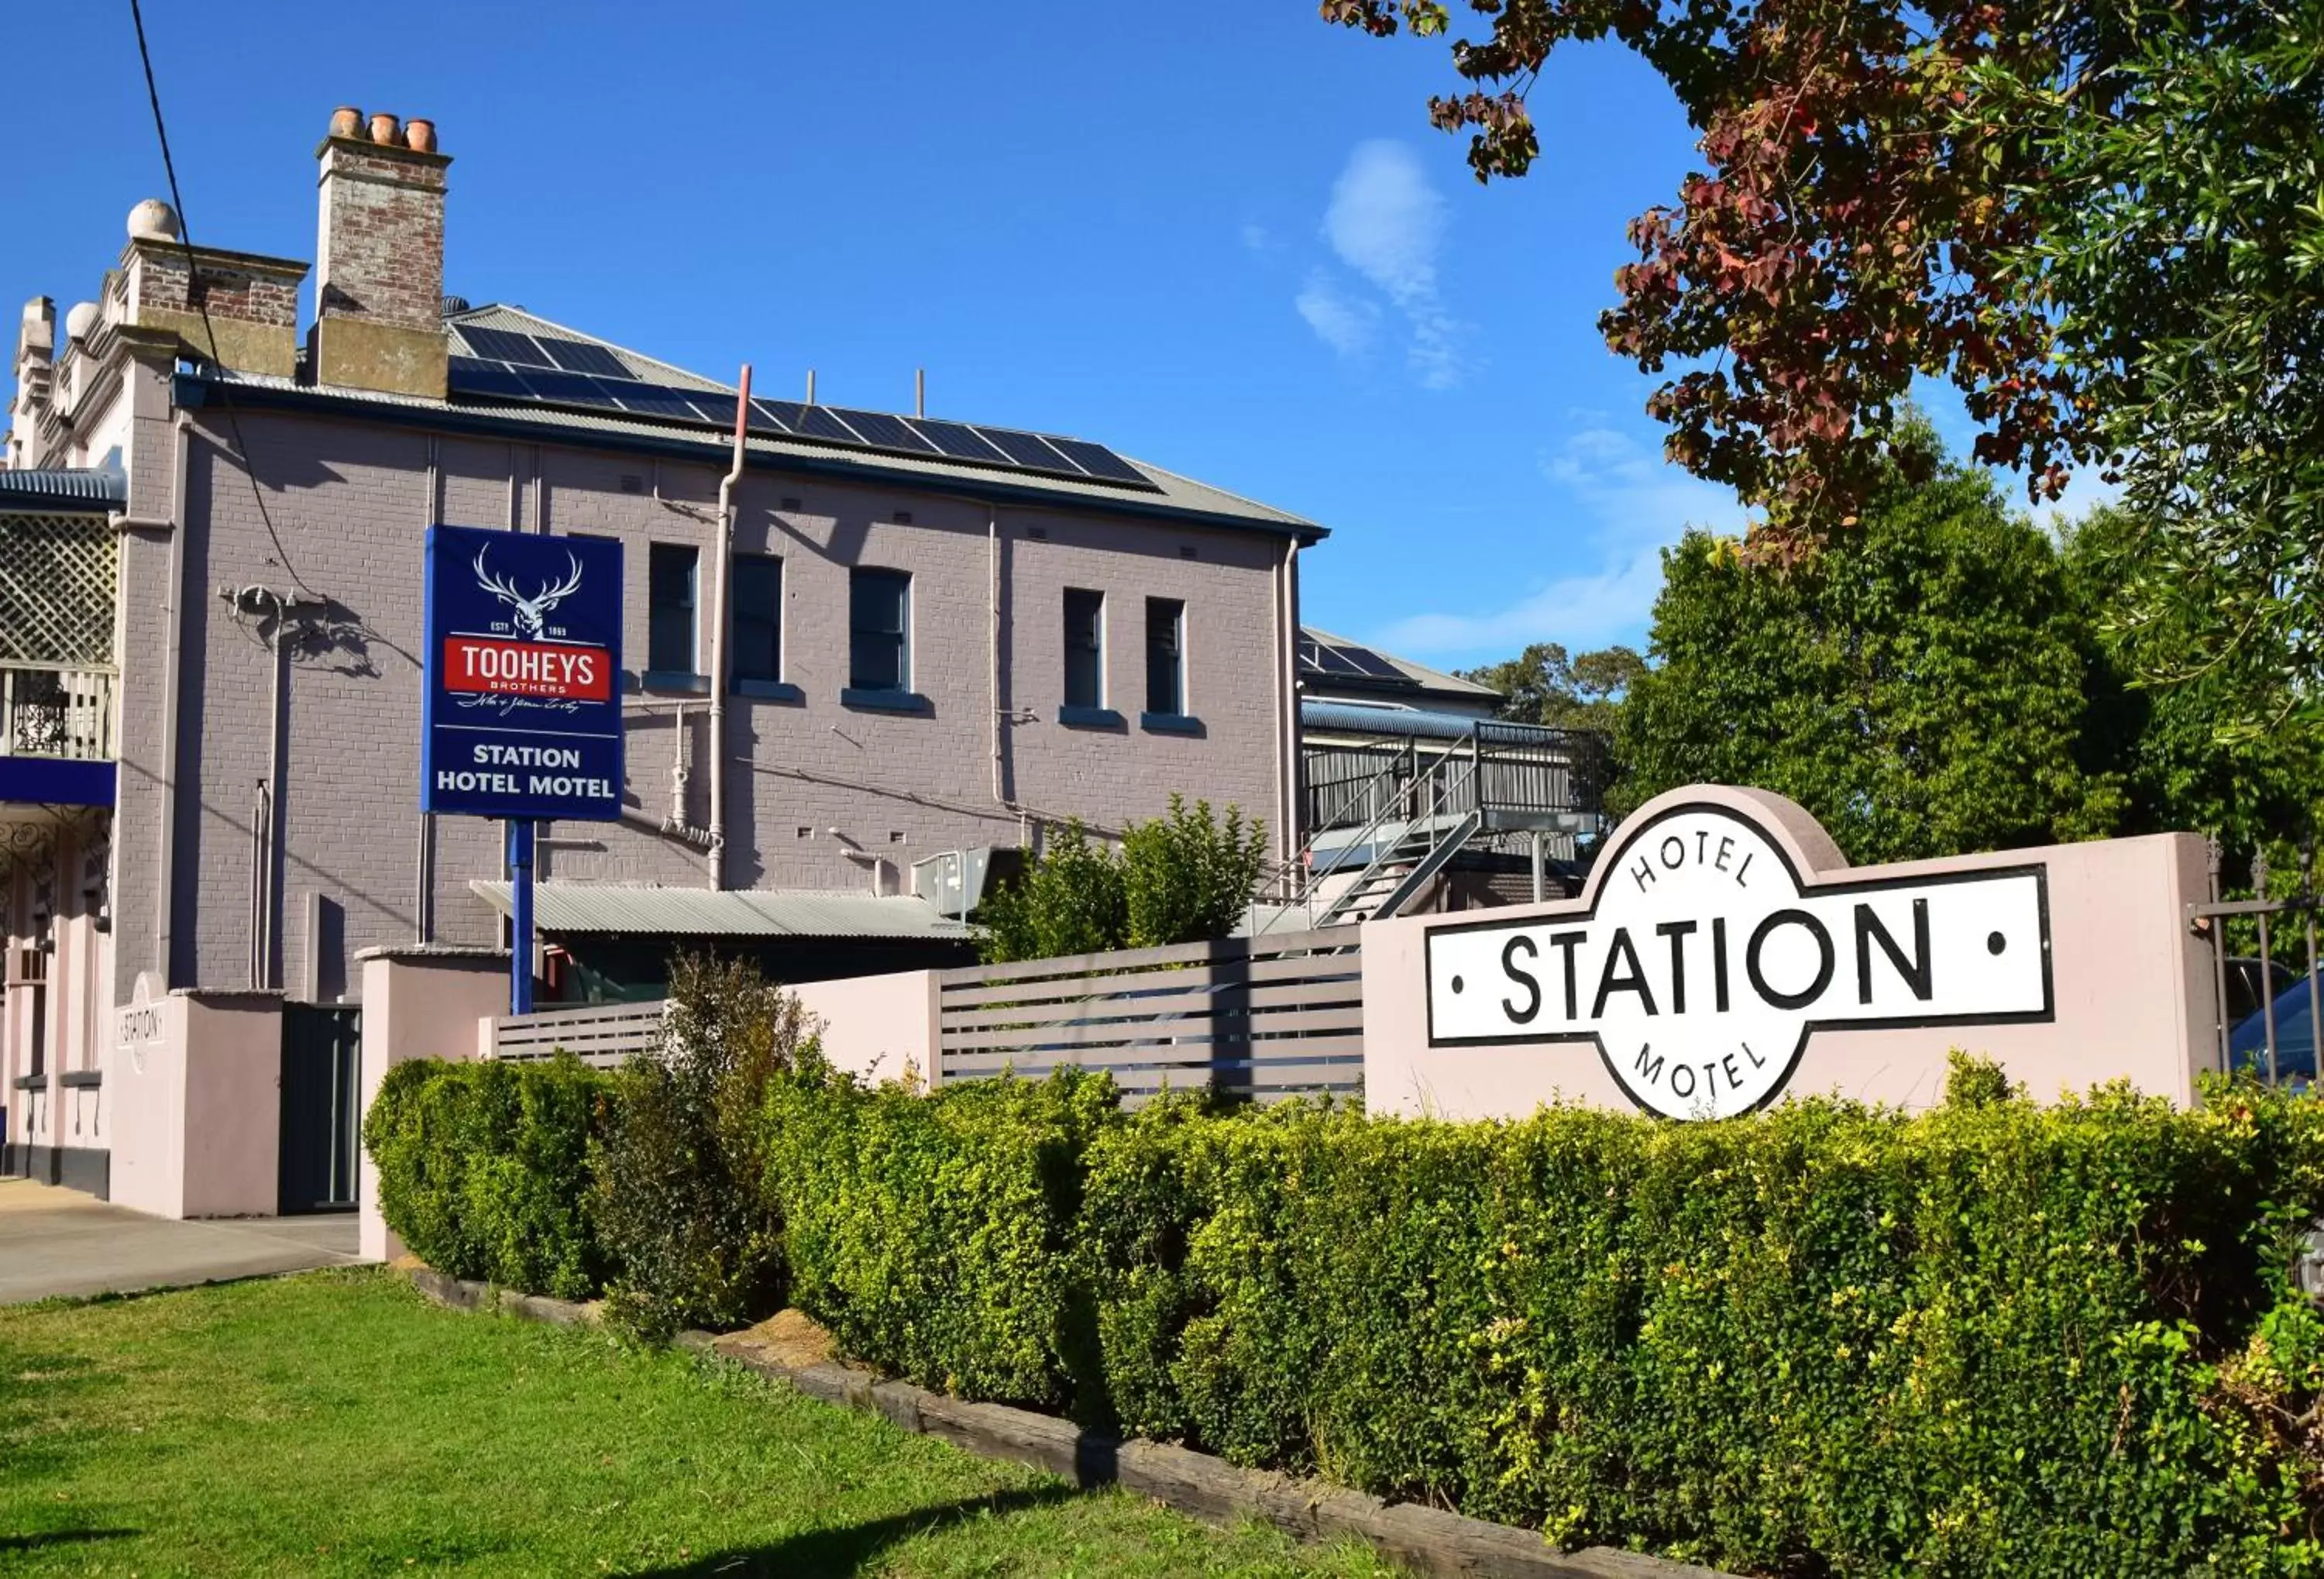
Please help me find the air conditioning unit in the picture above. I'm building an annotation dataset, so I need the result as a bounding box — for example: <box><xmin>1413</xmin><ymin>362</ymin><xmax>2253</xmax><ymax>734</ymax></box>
<box><xmin>910</xmin><ymin>847</ymin><xmax>1025</xmax><ymax>919</ymax></box>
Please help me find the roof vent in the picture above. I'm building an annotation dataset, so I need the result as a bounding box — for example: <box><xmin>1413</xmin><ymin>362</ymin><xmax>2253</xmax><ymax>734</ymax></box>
<box><xmin>441</xmin><ymin>294</ymin><xmax>471</xmax><ymax>317</ymax></box>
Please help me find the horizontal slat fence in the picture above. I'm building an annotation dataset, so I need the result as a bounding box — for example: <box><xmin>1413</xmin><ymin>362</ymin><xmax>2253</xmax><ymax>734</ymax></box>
<box><xmin>486</xmin><ymin>999</ymin><xmax>667</xmax><ymax>1067</ymax></box>
<box><xmin>934</xmin><ymin>928</ymin><xmax>1363</xmax><ymax>1104</ymax></box>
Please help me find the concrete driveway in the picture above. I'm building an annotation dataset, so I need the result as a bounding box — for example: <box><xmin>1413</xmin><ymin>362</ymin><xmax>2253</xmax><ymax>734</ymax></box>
<box><xmin>0</xmin><ymin>1178</ymin><xmax>363</xmax><ymax>1304</ymax></box>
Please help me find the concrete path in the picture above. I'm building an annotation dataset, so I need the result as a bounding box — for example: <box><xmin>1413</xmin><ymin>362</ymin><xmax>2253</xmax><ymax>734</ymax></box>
<box><xmin>0</xmin><ymin>1178</ymin><xmax>363</xmax><ymax>1304</ymax></box>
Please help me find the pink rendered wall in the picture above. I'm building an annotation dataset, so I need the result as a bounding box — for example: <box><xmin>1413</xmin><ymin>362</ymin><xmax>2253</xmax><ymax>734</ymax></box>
<box><xmin>356</xmin><ymin>950</ymin><xmax>507</xmax><ymax>1260</ymax></box>
<box><xmin>105</xmin><ymin>989</ymin><xmax>282</xmax><ymax>1218</ymax></box>
<box><xmin>1363</xmin><ymin>786</ymin><xmax>2213</xmax><ymax>1121</ymax></box>
<box><xmin>789</xmin><ymin>969</ymin><xmax>940</xmax><ymax>1087</ymax></box>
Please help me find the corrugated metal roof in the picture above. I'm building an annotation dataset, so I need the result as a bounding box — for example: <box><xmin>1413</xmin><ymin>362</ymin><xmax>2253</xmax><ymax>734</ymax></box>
<box><xmin>1302</xmin><ymin>698</ymin><xmax>1525</xmax><ymax>741</ymax></box>
<box><xmin>186</xmin><ymin>366</ymin><xmax>1322</xmax><ymax>540</ymax></box>
<box><xmin>469</xmin><ymin>881</ymin><xmax>975</xmax><ymax>940</ymax></box>
<box><xmin>0</xmin><ymin>467</ymin><xmax>125</xmax><ymax>509</ymax></box>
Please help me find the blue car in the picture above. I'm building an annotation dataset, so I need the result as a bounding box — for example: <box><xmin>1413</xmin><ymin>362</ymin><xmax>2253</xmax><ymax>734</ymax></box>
<box><xmin>2232</xmin><ymin>972</ymin><xmax>2324</xmax><ymax>1082</ymax></box>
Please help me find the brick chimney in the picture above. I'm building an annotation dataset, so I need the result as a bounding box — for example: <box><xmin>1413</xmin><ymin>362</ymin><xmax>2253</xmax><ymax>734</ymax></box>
<box><xmin>312</xmin><ymin>109</ymin><xmax>449</xmax><ymax>399</ymax></box>
<box><xmin>117</xmin><ymin>198</ymin><xmax>308</xmax><ymax>378</ymax></box>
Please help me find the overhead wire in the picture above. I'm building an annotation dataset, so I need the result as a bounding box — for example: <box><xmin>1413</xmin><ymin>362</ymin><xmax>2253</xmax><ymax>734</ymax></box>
<box><xmin>125</xmin><ymin>0</ymin><xmax>318</xmax><ymax>598</ymax></box>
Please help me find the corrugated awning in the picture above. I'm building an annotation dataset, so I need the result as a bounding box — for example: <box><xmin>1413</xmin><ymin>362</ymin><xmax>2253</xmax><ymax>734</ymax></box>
<box><xmin>469</xmin><ymin>882</ymin><xmax>974</xmax><ymax>940</ymax></box>
<box><xmin>1301</xmin><ymin>699</ymin><xmax>1512</xmax><ymax>741</ymax></box>
<box><xmin>0</xmin><ymin>467</ymin><xmax>125</xmax><ymax>509</ymax></box>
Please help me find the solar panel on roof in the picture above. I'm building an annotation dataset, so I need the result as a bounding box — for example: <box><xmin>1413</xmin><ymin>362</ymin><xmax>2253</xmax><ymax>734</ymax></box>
<box><xmin>1041</xmin><ymin>437</ymin><xmax>1149</xmax><ymax>485</ymax></box>
<box><xmin>614</xmin><ymin>386</ymin><xmax>715</xmax><ymax>420</ymax></box>
<box><xmin>1308</xmin><ymin>644</ymin><xmax>1364</xmax><ymax>676</ymax></box>
<box><xmin>909</xmin><ymin>418</ymin><xmax>1009</xmax><ymax>464</ymax></box>
<box><xmin>687</xmin><ymin>391</ymin><xmax>741</xmax><ymax>428</ymax></box>
<box><xmin>829</xmin><ymin>409</ymin><xmax>939</xmax><ymax>455</ymax></box>
<box><xmin>787</xmin><ymin>405</ymin><xmax>865</xmax><ymax>444</ymax></box>
<box><xmin>459</xmin><ymin>326</ymin><xmax>553</xmax><ymax>366</ymax></box>
<box><xmin>447</xmin><ymin>357</ymin><xmax>536</xmax><ymax>401</ymax></box>
<box><xmin>1336</xmin><ymin>646</ymin><xmax>1408</xmax><ymax>680</ymax></box>
<box><xmin>535</xmin><ymin>336</ymin><xmax>634</xmax><ymax>380</ymax></box>
<box><xmin>519</xmin><ymin>370</ymin><xmax>618</xmax><ymax>405</ymax></box>
<box><xmin>977</xmin><ymin>428</ymin><xmax>1077</xmax><ymax>473</ymax></box>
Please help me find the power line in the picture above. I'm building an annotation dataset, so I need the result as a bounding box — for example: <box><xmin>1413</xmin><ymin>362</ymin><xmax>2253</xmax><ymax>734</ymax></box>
<box><xmin>126</xmin><ymin>0</ymin><xmax>317</xmax><ymax>597</ymax></box>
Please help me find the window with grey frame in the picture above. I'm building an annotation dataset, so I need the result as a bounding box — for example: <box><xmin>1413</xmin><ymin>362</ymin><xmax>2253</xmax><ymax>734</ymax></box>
<box><xmin>1064</xmin><ymin>588</ymin><xmax>1105</xmax><ymax>710</ymax></box>
<box><xmin>732</xmin><ymin>553</ymin><xmax>783</xmax><ymax>686</ymax></box>
<box><xmin>1145</xmin><ymin>597</ymin><xmax>1184</xmax><ymax>716</ymax></box>
<box><xmin>850</xmin><ymin>567</ymin><xmax>912</xmax><ymax>693</ymax></box>
<box><xmin>647</xmin><ymin>542</ymin><xmax>699</xmax><ymax>678</ymax></box>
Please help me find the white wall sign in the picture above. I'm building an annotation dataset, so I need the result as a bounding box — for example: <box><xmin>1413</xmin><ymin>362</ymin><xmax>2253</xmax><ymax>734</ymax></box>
<box><xmin>116</xmin><ymin>972</ymin><xmax>166</xmax><ymax>1075</ymax></box>
<box><xmin>1426</xmin><ymin>801</ymin><xmax>2053</xmax><ymax>1118</ymax></box>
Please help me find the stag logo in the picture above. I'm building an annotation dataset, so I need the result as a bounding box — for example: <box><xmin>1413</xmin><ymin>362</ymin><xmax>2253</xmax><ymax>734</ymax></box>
<box><xmin>474</xmin><ymin>548</ymin><xmax>585</xmax><ymax>640</ymax></box>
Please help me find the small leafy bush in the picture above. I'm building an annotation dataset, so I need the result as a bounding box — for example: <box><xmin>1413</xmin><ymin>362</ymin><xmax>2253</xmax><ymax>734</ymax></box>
<box><xmin>361</xmin><ymin>1054</ymin><xmax>614</xmax><ymax>1300</ymax></box>
<box><xmin>592</xmin><ymin>954</ymin><xmax>810</xmax><ymax>1338</ymax></box>
<box><xmin>765</xmin><ymin>1060</ymin><xmax>1119</xmax><ymax>1410</ymax></box>
<box><xmin>977</xmin><ymin>797</ymin><xmax>1269</xmax><ymax>962</ymax></box>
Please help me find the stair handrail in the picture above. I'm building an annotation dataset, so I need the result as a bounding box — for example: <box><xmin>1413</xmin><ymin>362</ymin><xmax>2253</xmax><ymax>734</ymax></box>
<box><xmin>1264</xmin><ymin>728</ymin><xmax>1477</xmax><ymax>934</ymax></box>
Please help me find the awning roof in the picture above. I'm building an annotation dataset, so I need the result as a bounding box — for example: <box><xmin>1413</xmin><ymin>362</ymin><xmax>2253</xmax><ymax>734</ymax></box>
<box><xmin>469</xmin><ymin>882</ymin><xmax>974</xmax><ymax>940</ymax></box>
<box><xmin>0</xmin><ymin>466</ymin><xmax>125</xmax><ymax>509</ymax></box>
<box><xmin>1303</xmin><ymin>699</ymin><xmax>1513</xmax><ymax>741</ymax></box>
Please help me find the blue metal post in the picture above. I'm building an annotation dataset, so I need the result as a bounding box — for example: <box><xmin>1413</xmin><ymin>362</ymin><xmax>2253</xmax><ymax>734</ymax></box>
<box><xmin>507</xmin><ymin>818</ymin><xmax>535</xmax><ymax>1013</ymax></box>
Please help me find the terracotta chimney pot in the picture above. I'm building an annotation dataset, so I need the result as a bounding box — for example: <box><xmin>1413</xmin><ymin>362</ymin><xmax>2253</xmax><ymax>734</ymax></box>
<box><xmin>404</xmin><ymin>118</ymin><xmax>437</xmax><ymax>153</ymax></box>
<box><xmin>329</xmin><ymin>106</ymin><xmax>362</xmax><ymax>139</ymax></box>
<box><xmin>368</xmin><ymin>112</ymin><xmax>400</xmax><ymax>145</ymax></box>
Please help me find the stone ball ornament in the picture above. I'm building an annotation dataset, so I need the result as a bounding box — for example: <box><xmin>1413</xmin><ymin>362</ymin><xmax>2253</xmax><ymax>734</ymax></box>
<box><xmin>128</xmin><ymin>197</ymin><xmax>180</xmax><ymax>241</ymax></box>
<box><xmin>1425</xmin><ymin>793</ymin><xmax>2054</xmax><ymax>1119</ymax></box>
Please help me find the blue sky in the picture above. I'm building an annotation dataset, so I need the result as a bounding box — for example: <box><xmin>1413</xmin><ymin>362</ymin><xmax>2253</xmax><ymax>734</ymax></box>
<box><xmin>1</xmin><ymin>2</ymin><xmax>2096</xmax><ymax>668</ymax></box>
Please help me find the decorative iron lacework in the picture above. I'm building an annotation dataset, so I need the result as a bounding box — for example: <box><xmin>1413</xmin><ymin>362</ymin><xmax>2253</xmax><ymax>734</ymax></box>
<box><xmin>0</xmin><ymin>512</ymin><xmax>116</xmax><ymax>666</ymax></box>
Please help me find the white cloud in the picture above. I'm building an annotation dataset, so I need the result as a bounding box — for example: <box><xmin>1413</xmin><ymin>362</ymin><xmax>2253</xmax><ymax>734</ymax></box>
<box><xmin>1296</xmin><ymin>140</ymin><xmax>1470</xmax><ymax>388</ymax></box>
<box><xmin>1240</xmin><ymin>221</ymin><xmax>1277</xmax><ymax>255</ymax></box>
<box><xmin>1374</xmin><ymin>419</ymin><xmax>1749</xmax><ymax>661</ymax></box>
<box><xmin>1294</xmin><ymin>272</ymin><xmax>1380</xmax><ymax>359</ymax></box>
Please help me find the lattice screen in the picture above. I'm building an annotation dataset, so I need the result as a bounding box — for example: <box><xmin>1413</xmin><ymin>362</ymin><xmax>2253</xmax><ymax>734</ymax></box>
<box><xmin>0</xmin><ymin>511</ymin><xmax>116</xmax><ymax>665</ymax></box>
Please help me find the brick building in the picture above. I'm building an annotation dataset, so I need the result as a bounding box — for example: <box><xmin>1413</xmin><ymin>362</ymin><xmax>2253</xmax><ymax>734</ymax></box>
<box><xmin>0</xmin><ymin>111</ymin><xmax>1320</xmax><ymax>1215</ymax></box>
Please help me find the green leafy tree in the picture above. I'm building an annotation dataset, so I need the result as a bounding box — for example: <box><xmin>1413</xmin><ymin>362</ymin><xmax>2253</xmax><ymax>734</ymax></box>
<box><xmin>976</xmin><ymin>822</ymin><xmax>1128</xmax><ymax>964</ymax></box>
<box><xmin>1619</xmin><ymin>435</ymin><xmax>2128</xmax><ymax>862</ymax></box>
<box><xmin>978</xmin><ymin>801</ymin><xmax>1269</xmax><ymax>963</ymax></box>
<box><xmin>1121</xmin><ymin>796</ymin><xmax>1271</xmax><ymax>949</ymax></box>
<box><xmin>1458</xmin><ymin>643</ymin><xmax>1646</xmax><ymax>731</ymax></box>
<box><xmin>1328</xmin><ymin>2</ymin><xmax>2324</xmax><ymax>726</ymax></box>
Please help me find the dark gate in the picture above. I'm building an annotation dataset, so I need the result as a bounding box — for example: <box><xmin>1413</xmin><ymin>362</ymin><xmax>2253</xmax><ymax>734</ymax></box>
<box><xmin>278</xmin><ymin>1003</ymin><xmax>359</xmax><ymax>1214</ymax></box>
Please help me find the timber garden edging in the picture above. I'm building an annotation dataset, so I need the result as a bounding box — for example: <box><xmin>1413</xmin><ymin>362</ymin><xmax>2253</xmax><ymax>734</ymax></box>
<box><xmin>404</xmin><ymin>1266</ymin><xmax>1719</xmax><ymax>1579</ymax></box>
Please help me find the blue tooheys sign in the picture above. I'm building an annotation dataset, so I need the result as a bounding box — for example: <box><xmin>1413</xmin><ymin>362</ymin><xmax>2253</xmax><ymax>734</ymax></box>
<box><xmin>421</xmin><ymin>525</ymin><xmax>624</xmax><ymax>820</ymax></box>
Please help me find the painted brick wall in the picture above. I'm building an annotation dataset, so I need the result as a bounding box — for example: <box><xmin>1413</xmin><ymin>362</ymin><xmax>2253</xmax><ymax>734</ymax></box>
<box><xmin>112</xmin><ymin>408</ymin><xmax>1294</xmax><ymax>1002</ymax></box>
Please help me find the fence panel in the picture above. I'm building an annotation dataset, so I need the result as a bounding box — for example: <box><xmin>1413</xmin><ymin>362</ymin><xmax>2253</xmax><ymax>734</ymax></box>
<box><xmin>486</xmin><ymin>999</ymin><xmax>667</xmax><ymax>1068</ymax></box>
<box><xmin>934</xmin><ymin>928</ymin><xmax>1363</xmax><ymax>1104</ymax></box>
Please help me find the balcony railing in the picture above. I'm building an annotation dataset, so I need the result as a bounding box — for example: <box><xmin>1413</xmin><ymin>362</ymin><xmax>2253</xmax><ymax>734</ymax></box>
<box><xmin>2</xmin><ymin>665</ymin><xmax>116</xmax><ymax>761</ymax></box>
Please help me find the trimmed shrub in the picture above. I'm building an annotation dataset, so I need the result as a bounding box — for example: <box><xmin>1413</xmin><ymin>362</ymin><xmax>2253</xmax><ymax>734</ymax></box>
<box><xmin>765</xmin><ymin>1060</ymin><xmax>1118</xmax><ymax>1410</ymax></box>
<box><xmin>361</xmin><ymin>1054</ymin><xmax>614</xmax><ymax>1301</ymax></box>
<box><xmin>592</xmin><ymin>955</ymin><xmax>809</xmax><ymax>1338</ymax></box>
<box><xmin>1075</xmin><ymin>1082</ymin><xmax>2324</xmax><ymax>1575</ymax></box>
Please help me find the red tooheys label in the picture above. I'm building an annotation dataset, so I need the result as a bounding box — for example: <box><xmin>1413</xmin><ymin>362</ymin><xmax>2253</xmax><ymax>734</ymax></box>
<box><xmin>442</xmin><ymin>637</ymin><xmax>611</xmax><ymax>700</ymax></box>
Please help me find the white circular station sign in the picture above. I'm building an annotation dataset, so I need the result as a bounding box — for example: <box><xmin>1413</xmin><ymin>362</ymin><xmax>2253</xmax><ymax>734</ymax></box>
<box><xmin>1424</xmin><ymin>802</ymin><xmax>2053</xmax><ymax>1119</ymax></box>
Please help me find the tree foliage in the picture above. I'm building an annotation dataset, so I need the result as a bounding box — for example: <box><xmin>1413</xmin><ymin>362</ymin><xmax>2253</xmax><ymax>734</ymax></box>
<box><xmin>1326</xmin><ymin>0</ymin><xmax>2324</xmax><ymax>717</ymax></box>
<box><xmin>978</xmin><ymin>798</ymin><xmax>1270</xmax><ymax>963</ymax></box>
<box><xmin>1458</xmin><ymin>642</ymin><xmax>1645</xmax><ymax>731</ymax></box>
<box><xmin>1618</xmin><ymin>435</ymin><xmax>2128</xmax><ymax>860</ymax></box>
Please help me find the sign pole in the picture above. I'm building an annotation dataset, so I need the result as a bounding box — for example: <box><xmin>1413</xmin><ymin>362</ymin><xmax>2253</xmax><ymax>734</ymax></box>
<box><xmin>507</xmin><ymin>818</ymin><xmax>535</xmax><ymax>1014</ymax></box>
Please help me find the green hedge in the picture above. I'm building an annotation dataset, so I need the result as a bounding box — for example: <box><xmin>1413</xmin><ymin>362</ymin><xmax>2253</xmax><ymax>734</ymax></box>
<box><xmin>1074</xmin><ymin>1087</ymin><xmax>2324</xmax><ymax>1574</ymax></box>
<box><xmin>765</xmin><ymin>1061</ymin><xmax>1115</xmax><ymax>1410</ymax></box>
<box><xmin>362</xmin><ymin>1054</ymin><xmax>615</xmax><ymax>1302</ymax></box>
<box><xmin>367</xmin><ymin>1012</ymin><xmax>2324</xmax><ymax>1573</ymax></box>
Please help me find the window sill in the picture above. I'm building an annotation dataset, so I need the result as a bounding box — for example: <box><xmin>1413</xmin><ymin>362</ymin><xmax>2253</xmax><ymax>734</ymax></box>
<box><xmin>637</xmin><ymin>670</ymin><xmax>710</xmax><ymax>696</ymax></box>
<box><xmin>59</xmin><ymin>1069</ymin><xmax>101</xmax><ymax>1089</ymax></box>
<box><xmin>1057</xmin><ymin>705</ymin><xmax>1126</xmax><ymax>731</ymax></box>
<box><xmin>11</xmin><ymin>1073</ymin><xmax>43</xmax><ymax>1091</ymax></box>
<box><xmin>732</xmin><ymin>679</ymin><xmax>804</xmax><ymax>704</ymax></box>
<box><xmin>1140</xmin><ymin>711</ymin><xmax>1205</xmax><ymax>737</ymax></box>
<box><xmin>841</xmin><ymin>688</ymin><xmax>933</xmax><ymax>716</ymax></box>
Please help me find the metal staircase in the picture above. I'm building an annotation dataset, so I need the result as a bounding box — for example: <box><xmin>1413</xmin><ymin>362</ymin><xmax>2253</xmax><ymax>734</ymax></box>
<box><xmin>1261</xmin><ymin>718</ymin><xmax>1606</xmax><ymax>934</ymax></box>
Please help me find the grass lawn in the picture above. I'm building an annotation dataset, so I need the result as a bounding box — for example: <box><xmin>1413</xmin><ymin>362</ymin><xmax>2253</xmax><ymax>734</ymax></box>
<box><xmin>0</xmin><ymin>1268</ymin><xmax>1401</xmax><ymax>1577</ymax></box>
